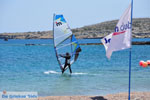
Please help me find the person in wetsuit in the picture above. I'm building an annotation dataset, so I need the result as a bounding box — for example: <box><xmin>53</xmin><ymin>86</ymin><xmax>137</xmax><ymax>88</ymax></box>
<box><xmin>59</xmin><ymin>52</ymin><xmax>72</xmax><ymax>74</ymax></box>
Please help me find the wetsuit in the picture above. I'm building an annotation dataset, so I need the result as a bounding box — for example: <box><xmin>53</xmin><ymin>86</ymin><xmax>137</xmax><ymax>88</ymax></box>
<box><xmin>59</xmin><ymin>54</ymin><xmax>72</xmax><ymax>74</ymax></box>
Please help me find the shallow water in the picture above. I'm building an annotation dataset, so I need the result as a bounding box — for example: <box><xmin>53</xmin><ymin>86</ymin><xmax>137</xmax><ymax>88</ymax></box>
<box><xmin>0</xmin><ymin>39</ymin><xmax>150</xmax><ymax>96</ymax></box>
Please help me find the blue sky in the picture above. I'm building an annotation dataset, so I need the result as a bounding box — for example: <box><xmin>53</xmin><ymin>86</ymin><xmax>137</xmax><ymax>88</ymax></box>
<box><xmin>0</xmin><ymin>0</ymin><xmax>149</xmax><ymax>33</ymax></box>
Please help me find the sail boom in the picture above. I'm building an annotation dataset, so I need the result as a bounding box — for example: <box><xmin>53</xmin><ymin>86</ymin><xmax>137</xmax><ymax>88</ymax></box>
<box><xmin>56</xmin><ymin>41</ymin><xmax>77</xmax><ymax>50</ymax></box>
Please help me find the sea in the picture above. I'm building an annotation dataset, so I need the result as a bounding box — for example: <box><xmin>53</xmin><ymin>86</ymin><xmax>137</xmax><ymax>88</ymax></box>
<box><xmin>0</xmin><ymin>38</ymin><xmax>150</xmax><ymax>96</ymax></box>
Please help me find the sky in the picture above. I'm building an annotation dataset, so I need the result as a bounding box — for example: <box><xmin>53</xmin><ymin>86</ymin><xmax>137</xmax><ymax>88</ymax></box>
<box><xmin>0</xmin><ymin>0</ymin><xmax>150</xmax><ymax>33</ymax></box>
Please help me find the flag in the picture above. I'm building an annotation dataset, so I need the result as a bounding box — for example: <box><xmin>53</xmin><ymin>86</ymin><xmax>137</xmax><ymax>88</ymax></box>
<box><xmin>101</xmin><ymin>33</ymin><xmax>113</xmax><ymax>51</ymax></box>
<box><xmin>101</xmin><ymin>3</ymin><xmax>132</xmax><ymax>59</ymax></box>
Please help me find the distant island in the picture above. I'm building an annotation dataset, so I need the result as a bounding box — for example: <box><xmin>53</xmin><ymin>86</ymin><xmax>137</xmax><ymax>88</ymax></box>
<box><xmin>0</xmin><ymin>18</ymin><xmax>150</xmax><ymax>39</ymax></box>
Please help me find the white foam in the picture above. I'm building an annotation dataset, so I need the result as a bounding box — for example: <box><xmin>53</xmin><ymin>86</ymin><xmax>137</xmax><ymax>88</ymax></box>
<box><xmin>44</xmin><ymin>70</ymin><xmax>60</xmax><ymax>74</ymax></box>
<box><xmin>72</xmin><ymin>72</ymin><xmax>87</xmax><ymax>75</ymax></box>
<box><xmin>44</xmin><ymin>70</ymin><xmax>88</xmax><ymax>75</ymax></box>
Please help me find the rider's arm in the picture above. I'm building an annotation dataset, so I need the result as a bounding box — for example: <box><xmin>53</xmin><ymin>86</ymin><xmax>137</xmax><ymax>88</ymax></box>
<box><xmin>59</xmin><ymin>54</ymin><xmax>66</xmax><ymax>58</ymax></box>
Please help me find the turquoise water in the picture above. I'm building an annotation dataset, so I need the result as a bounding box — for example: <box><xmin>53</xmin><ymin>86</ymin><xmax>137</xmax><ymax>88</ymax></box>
<box><xmin>0</xmin><ymin>39</ymin><xmax>150</xmax><ymax>96</ymax></box>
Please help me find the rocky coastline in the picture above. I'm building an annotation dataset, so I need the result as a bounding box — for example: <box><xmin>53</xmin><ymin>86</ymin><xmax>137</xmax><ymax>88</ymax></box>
<box><xmin>0</xmin><ymin>18</ymin><xmax>150</xmax><ymax>39</ymax></box>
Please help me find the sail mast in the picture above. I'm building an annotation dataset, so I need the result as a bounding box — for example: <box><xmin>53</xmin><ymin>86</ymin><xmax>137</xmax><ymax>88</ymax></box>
<box><xmin>53</xmin><ymin>13</ymin><xmax>55</xmax><ymax>47</ymax></box>
<box><xmin>53</xmin><ymin>14</ymin><xmax>63</xmax><ymax>71</ymax></box>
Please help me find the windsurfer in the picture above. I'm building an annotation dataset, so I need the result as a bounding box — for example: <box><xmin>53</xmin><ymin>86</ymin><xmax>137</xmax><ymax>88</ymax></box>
<box><xmin>59</xmin><ymin>52</ymin><xmax>72</xmax><ymax>74</ymax></box>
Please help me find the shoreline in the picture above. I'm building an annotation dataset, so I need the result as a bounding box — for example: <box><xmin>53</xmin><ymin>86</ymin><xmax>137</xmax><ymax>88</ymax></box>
<box><xmin>0</xmin><ymin>41</ymin><xmax>149</xmax><ymax>46</ymax></box>
<box><xmin>0</xmin><ymin>37</ymin><xmax>150</xmax><ymax>39</ymax></box>
<box><xmin>37</xmin><ymin>92</ymin><xmax>150</xmax><ymax>100</ymax></box>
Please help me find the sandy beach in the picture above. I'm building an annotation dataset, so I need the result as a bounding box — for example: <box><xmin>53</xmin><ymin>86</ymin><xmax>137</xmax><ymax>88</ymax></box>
<box><xmin>36</xmin><ymin>92</ymin><xmax>150</xmax><ymax>100</ymax></box>
<box><xmin>6</xmin><ymin>92</ymin><xmax>150</xmax><ymax>100</ymax></box>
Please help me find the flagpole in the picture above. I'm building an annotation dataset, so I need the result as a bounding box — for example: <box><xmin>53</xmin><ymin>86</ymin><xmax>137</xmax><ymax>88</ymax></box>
<box><xmin>128</xmin><ymin>0</ymin><xmax>133</xmax><ymax>100</ymax></box>
<box><xmin>128</xmin><ymin>48</ymin><xmax>132</xmax><ymax>100</ymax></box>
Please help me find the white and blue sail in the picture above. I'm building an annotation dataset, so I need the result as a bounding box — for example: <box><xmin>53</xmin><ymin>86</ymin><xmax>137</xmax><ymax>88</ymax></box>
<box><xmin>53</xmin><ymin>14</ymin><xmax>81</xmax><ymax>71</ymax></box>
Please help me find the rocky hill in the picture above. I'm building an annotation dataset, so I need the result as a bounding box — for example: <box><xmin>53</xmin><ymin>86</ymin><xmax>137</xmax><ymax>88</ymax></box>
<box><xmin>0</xmin><ymin>18</ymin><xmax>150</xmax><ymax>39</ymax></box>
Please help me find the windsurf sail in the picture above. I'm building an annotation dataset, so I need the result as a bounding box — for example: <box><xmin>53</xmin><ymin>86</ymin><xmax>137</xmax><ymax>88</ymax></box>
<box><xmin>53</xmin><ymin>14</ymin><xmax>81</xmax><ymax>72</ymax></box>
